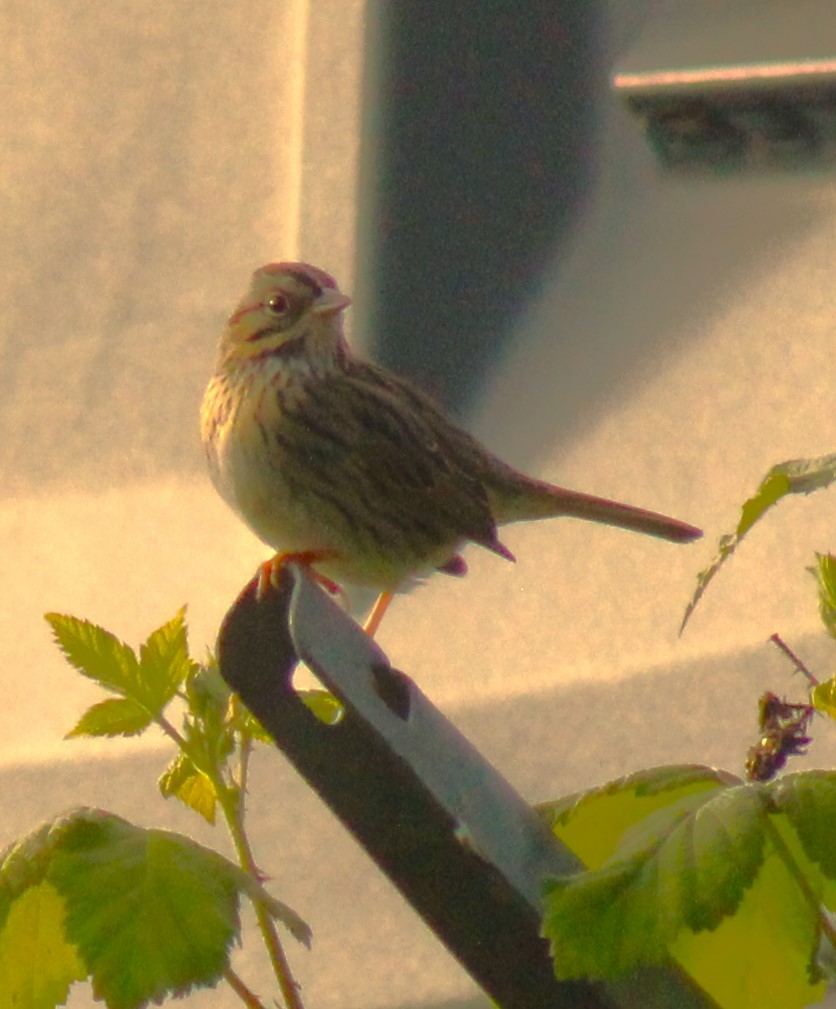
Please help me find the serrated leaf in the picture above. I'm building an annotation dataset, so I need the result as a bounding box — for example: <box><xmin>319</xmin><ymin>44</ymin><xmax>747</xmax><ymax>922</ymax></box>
<box><xmin>66</xmin><ymin>697</ymin><xmax>153</xmax><ymax>738</ymax></box>
<box><xmin>540</xmin><ymin>764</ymin><xmax>737</xmax><ymax>868</ymax></box>
<box><xmin>669</xmin><ymin>821</ymin><xmax>826</xmax><ymax>1009</ymax></box>
<box><xmin>656</xmin><ymin>785</ymin><xmax>769</xmax><ymax>932</ymax></box>
<box><xmin>0</xmin><ymin>808</ymin><xmax>311</xmax><ymax>1009</ymax></box>
<box><xmin>544</xmin><ymin>851</ymin><xmax>665</xmax><ymax>978</ymax></box>
<box><xmin>159</xmin><ymin>753</ymin><xmax>217</xmax><ymax>824</ymax></box>
<box><xmin>47</xmin><ymin>809</ymin><xmax>240</xmax><ymax>1009</ymax></box>
<box><xmin>681</xmin><ymin>452</ymin><xmax>836</xmax><ymax>632</ymax></box>
<box><xmin>45</xmin><ymin>613</ymin><xmax>140</xmax><ymax>694</ymax></box>
<box><xmin>543</xmin><ymin>782</ymin><xmax>769</xmax><ymax>981</ymax></box>
<box><xmin>0</xmin><ymin>880</ymin><xmax>87</xmax><ymax>1009</ymax></box>
<box><xmin>812</xmin><ymin>678</ymin><xmax>836</xmax><ymax>720</ymax></box>
<box><xmin>138</xmin><ymin>607</ymin><xmax>197</xmax><ymax>710</ymax></box>
<box><xmin>0</xmin><ymin>820</ymin><xmax>60</xmax><ymax>910</ymax></box>
<box><xmin>809</xmin><ymin>553</ymin><xmax>836</xmax><ymax>640</ymax></box>
<box><xmin>737</xmin><ymin>472</ymin><xmax>792</xmax><ymax>536</ymax></box>
<box><xmin>771</xmin><ymin>770</ymin><xmax>836</xmax><ymax>879</ymax></box>
<box><xmin>543</xmin><ymin>770</ymin><xmax>835</xmax><ymax>1005</ymax></box>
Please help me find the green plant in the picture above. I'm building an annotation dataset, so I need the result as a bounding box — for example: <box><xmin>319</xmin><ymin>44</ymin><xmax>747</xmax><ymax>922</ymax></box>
<box><xmin>0</xmin><ymin>607</ymin><xmax>338</xmax><ymax>1009</ymax></box>
<box><xmin>541</xmin><ymin>452</ymin><xmax>836</xmax><ymax>1009</ymax></box>
<box><xmin>4</xmin><ymin>452</ymin><xmax>834</xmax><ymax>1008</ymax></box>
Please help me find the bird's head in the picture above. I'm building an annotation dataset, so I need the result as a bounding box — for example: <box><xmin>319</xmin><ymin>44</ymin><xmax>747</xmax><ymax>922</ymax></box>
<box><xmin>219</xmin><ymin>262</ymin><xmax>352</xmax><ymax>366</ymax></box>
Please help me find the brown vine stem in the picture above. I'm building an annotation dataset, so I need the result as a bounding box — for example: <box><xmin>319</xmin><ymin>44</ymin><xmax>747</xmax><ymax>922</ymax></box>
<box><xmin>769</xmin><ymin>634</ymin><xmax>819</xmax><ymax>686</ymax></box>
<box><xmin>154</xmin><ymin>712</ymin><xmax>190</xmax><ymax>750</ymax></box>
<box><xmin>219</xmin><ymin>777</ymin><xmax>306</xmax><ymax>1009</ymax></box>
<box><xmin>224</xmin><ymin>966</ymin><xmax>268</xmax><ymax>1009</ymax></box>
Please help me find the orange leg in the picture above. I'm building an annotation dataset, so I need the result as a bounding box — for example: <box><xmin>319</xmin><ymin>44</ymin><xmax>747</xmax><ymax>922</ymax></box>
<box><xmin>257</xmin><ymin>550</ymin><xmax>343</xmax><ymax>601</ymax></box>
<box><xmin>363</xmin><ymin>590</ymin><xmax>394</xmax><ymax>637</ymax></box>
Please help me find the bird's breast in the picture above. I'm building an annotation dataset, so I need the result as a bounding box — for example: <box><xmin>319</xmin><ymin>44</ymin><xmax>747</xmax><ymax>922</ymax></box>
<box><xmin>201</xmin><ymin>362</ymin><xmax>315</xmax><ymax>548</ymax></box>
<box><xmin>200</xmin><ymin>357</ymin><xmax>473</xmax><ymax>590</ymax></box>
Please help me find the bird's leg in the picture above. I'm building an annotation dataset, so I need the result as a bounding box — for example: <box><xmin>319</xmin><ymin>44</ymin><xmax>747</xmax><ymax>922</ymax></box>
<box><xmin>363</xmin><ymin>590</ymin><xmax>394</xmax><ymax>637</ymax></box>
<box><xmin>257</xmin><ymin>550</ymin><xmax>345</xmax><ymax>604</ymax></box>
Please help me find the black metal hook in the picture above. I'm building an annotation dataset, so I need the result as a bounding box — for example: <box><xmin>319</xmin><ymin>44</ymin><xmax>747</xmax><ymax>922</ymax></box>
<box><xmin>217</xmin><ymin>567</ymin><xmax>715</xmax><ymax>1009</ymax></box>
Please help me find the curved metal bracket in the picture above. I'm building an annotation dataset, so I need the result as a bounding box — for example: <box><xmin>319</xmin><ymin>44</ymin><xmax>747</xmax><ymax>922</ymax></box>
<box><xmin>217</xmin><ymin>567</ymin><xmax>715</xmax><ymax>1009</ymax></box>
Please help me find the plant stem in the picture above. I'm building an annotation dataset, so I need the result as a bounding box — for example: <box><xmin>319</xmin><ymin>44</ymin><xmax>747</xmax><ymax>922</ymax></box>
<box><xmin>216</xmin><ymin>764</ymin><xmax>306</xmax><ymax>1009</ymax></box>
<box><xmin>155</xmin><ymin>712</ymin><xmax>190</xmax><ymax>750</ymax></box>
<box><xmin>769</xmin><ymin>633</ymin><xmax>819</xmax><ymax>685</ymax></box>
<box><xmin>158</xmin><ymin>702</ymin><xmax>305</xmax><ymax>1009</ymax></box>
<box><xmin>224</xmin><ymin>966</ymin><xmax>269</xmax><ymax>1008</ymax></box>
<box><xmin>237</xmin><ymin>718</ymin><xmax>253</xmax><ymax>796</ymax></box>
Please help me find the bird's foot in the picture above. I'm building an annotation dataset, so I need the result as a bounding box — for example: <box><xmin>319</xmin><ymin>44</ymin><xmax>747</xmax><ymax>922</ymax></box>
<box><xmin>257</xmin><ymin>554</ymin><xmax>392</xmax><ymax>639</ymax></box>
<box><xmin>257</xmin><ymin>551</ymin><xmax>344</xmax><ymax>602</ymax></box>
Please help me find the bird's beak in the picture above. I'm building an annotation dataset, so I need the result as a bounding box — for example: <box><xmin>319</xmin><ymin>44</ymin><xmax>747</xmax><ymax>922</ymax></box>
<box><xmin>311</xmin><ymin>287</ymin><xmax>351</xmax><ymax>316</ymax></box>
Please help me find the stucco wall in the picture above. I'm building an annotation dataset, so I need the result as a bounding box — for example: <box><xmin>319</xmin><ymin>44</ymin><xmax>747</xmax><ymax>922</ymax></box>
<box><xmin>0</xmin><ymin>3</ymin><xmax>834</xmax><ymax>1008</ymax></box>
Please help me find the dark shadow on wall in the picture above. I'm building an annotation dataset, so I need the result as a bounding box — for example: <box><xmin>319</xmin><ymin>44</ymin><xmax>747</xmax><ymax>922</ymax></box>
<box><xmin>468</xmin><ymin>172</ymin><xmax>825</xmax><ymax>470</ymax></box>
<box><xmin>358</xmin><ymin>2</ymin><xmax>602</xmax><ymax>415</ymax></box>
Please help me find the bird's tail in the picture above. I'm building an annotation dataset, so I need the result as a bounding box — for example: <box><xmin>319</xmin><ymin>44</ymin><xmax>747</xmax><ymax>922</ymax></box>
<box><xmin>487</xmin><ymin>470</ymin><xmax>702</xmax><ymax>544</ymax></box>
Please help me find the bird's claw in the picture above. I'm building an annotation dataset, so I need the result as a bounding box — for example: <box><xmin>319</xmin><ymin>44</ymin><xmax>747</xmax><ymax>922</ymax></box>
<box><xmin>257</xmin><ymin>551</ymin><xmax>343</xmax><ymax>602</ymax></box>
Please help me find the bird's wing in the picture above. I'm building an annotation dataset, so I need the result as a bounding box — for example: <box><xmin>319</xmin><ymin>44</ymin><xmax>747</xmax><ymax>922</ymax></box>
<box><xmin>281</xmin><ymin>362</ymin><xmax>511</xmax><ymax>562</ymax></box>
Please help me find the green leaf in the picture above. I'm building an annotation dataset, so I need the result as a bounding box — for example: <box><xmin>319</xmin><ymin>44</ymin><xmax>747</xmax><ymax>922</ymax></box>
<box><xmin>237</xmin><ymin>706</ymin><xmax>277</xmax><ymax>744</ymax></box>
<box><xmin>544</xmin><ymin>771</ymin><xmax>836</xmax><ymax>1007</ymax></box>
<box><xmin>45</xmin><ymin>613</ymin><xmax>140</xmax><ymax>694</ymax></box>
<box><xmin>540</xmin><ymin>764</ymin><xmax>738</xmax><ymax>869</ymax></box>
<box><xmin>681</xmin><ymin>453</ymin><xmax>836</xmax><ymax>632</ymax></box>
<box><xmin>0</xmin><ymin>816</ymin><xmax>93</xmax><ymax>1006</ymax></box>
<box><xmin>809</xmin><ymin>553</ymin><xmax>836</xmax><ymax>641</ymax></box>
<box><xmin>183</xmin><ymin>665</ymin><xmax>237</xmax><ymax>766</ymax></box>
<box><xmin>47</xmin><ymin>610</ymin><xmax>199</xmax><ymax>725</ymax></box>
<box><xmin>771</xmin><ymin>770</ymin><xmax>836</xmax><ymax>879</ymax></box>
<box><xmin>66</xmin><ymin>697</ymin><xmax>153</xmax><ymax>738</ymax></box>
<box><xmin>47</xmin><ymin>809</ymin><xmax>241</xmax><ymax>1009</ymax></box>
<box><xmin>668</xmin><ymin>822</ymin><xmax>826</xmax><ymax>1009</ymax></box>
<box><xmin>138</xmin><ymin>606</ymin><xmax>197</xmax><ymax>711</ymax></box>
<box><xmin>543</xmin><ymin>782</ymin><xmax>769</xmax><ymax>981</ymax></box>
<box><xmin>0</xmin><ymin>880</ymin><xmax>86</xmax><ymax>1009</ymax></box>
<box><xmin>656</xmin><ymin>785</ymin><xmax>769</xmax><ymax>932</ymax></box>
<box><xmin>185</xmin><ymin>660</ymin><xmax>231</xmax><ymax>722</ymax></box>
<box><xmin>812</xmin><ymin>677</ymin><xmax>836</xmax><ymax>720</ymax></box>
<box><xmin>544</xmin><ymin>849</ymin><xmax>665</xmax><ymax>978</ymax></box>
<box><xmin>0</xmin><ymin>808</ymin><xmax>311</xmax><ymax>1009</ymax></box>
<box><xmin>0</xmin><ymin>819</ymin><xmax>61</xmax><ymax>909</ymax></box>
<box><xmin>159</xmin><ymin>753</ymin><xmax>217</xmax><ymax>824</ymax></box>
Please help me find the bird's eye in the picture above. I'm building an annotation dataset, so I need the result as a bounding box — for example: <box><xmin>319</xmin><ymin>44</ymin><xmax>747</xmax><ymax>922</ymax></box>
<box><xmin>265</xmin><ymin>293</ymin><xmax>290</xmax><ymax>315</ymax></box>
